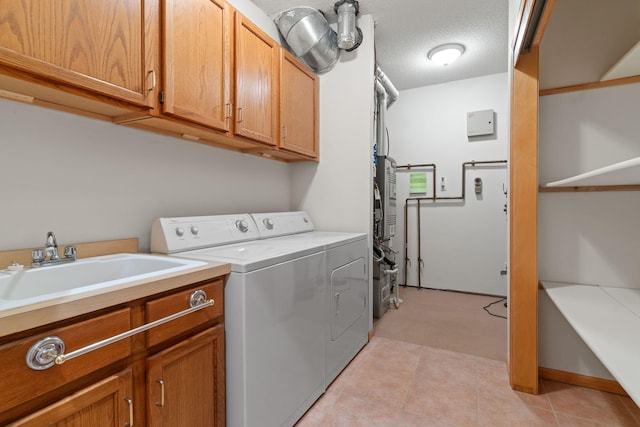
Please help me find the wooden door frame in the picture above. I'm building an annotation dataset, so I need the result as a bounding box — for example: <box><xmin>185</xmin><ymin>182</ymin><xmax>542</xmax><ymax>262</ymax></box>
<box><xmin>509</xmin><ymin>0</ymin><xmax>555</xmax><ymax>394</ymax></box>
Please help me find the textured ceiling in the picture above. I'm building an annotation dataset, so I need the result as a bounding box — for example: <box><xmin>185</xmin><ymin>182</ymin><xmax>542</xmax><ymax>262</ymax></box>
<box><xmin>250</xmin><ymin>0</ymin><xmax>509</xmax><ymax>91</ymax></box>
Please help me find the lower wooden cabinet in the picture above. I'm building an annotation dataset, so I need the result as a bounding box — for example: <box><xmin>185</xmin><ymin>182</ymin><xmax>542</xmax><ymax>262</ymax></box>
<box><xmin>147</xmin><ymin>326</ymin><xmax>225</xmax><ymax>427</ymax></box>
<box><xmin>8</xmin><ymin>369</ymin><xmax>134</xmax><ymax>427</ymax></box>
<box><xmin>0</xmin><ymin>280</ymin><xmax>225</xmax><ymax>426</ymax></box>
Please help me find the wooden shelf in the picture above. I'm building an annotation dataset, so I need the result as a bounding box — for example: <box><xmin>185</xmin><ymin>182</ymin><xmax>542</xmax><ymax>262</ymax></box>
<box><xmin>541</xmin><ymin>156</ymin><xmax>640</xmax><ymax>192</ymax></box>
<box><xmin>541</xmin><ymin>281</ymin><xmax>640</xmax><ymax>406</ymax></box>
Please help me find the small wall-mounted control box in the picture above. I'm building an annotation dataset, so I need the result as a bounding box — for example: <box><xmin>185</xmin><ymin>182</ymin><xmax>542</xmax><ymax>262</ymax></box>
<box><xmin>467</xmin><ymin>109</ymin><xmax>495</xmax><ymax>137</ymax></box>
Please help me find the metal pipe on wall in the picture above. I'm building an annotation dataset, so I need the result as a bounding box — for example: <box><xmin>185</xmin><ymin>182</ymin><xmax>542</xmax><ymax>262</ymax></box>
<box><xmin>375</xmin><ymin>81</ymin><xmax>388</xmax><ymax>155</ymax></box>
<box><xmin>416</xmin><ymin>198</ymin><xmax>423</xmax><ymax>289</ymax></box>
<box><xmin>399</xmin><ymin>160</ymin><xmax>508</xmax><ymax>289</ymax></box>
<box><xmin>396</xmin><ymin>163</ymin><xmax>437</xmax><ymax>200</ymax></box>
<box><xmin>376</xmin><ymin>65</ymin><xmax>399</xmax><ymax>108</ymax></box>
<box><xmin>399</xmin><ymin>160</ymin><xmax>507</xmax><ymax>202</ymax></box>
<box><xmin>403</xmin><ymin>201</ymin><xmax>409</xmax><ymax>287</ymax></box>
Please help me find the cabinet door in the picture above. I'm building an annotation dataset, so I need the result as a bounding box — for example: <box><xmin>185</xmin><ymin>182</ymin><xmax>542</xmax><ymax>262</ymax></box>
<box><xmin>162</xmin><ymin>0</ymin><xmax>231</xmax><ymax>131</ymax></box>
<box><xmin>280</xmin><ymin>50</ymin><xmax>319</xmax><ymax>159</ymax></box>
<box><xmin>0</xmin><ymin>0</ymin><xmax>156</xmax><ymax>107</ymax></box>
<box><xmin>234</xmin><ymin>14</ymin><xmax>279</xmax><ymax>146</ymax></box>
<box><xmin>8</xmin><ymin>369</ymin><xmax>134</xmax><ymax>427</ymax></box>
<box><xmin>147</xmin><ymin>326</ymin><xmax>225</xmax><ymax>427</ymax></box>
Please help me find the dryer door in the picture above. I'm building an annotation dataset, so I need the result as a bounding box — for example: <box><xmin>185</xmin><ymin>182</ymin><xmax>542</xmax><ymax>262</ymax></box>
<box><xmin>330</xmin><ymin>257</ymin><xmax>367</xmax><ymax>340</ymax></box>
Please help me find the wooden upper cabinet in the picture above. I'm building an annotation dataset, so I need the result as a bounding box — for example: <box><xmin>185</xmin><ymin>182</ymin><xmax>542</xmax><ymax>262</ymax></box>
<box><xmin>161</xmin><ymin>0</ymin><xmax>231</xmax><ymax>131</ymax></box>
<box><xmin>280</xmin><ymin>50</ymin><xmax>319</xmax><ymax>160</ymax></box>
<box><xmin>234</xmin><ymin>14</ymin><xmax>279</xmax><ymax>146</ymax></box>
<box><xmin>0</xmin><ymin>0</ymin><xmax>156</xmax><ymax>108</ymax></box>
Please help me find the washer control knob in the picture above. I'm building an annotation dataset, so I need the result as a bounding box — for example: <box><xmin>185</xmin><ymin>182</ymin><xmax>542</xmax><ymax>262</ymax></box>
<box><xmin>235</xmin><ymin>220</ymin><xmax>249</xmax><ymax>233</ymax></box>
<box><xmin>175</xmin><ymin>227</ymin><xmax>185</xmax><ymax>237</ymax></box>
<box><xmin>263</xmin><ymin>218</ymin><xmax>274</xmax><ymax>230</ymax></box>
<box><xmin>190</xmin><ymin>226</ymin><xmax>200</xmax><ymax>235</ymax></box>
<box><xmin>303</xmin><ymin>217</ymin><xmax>309</xmax><ymax>223</ymax></box>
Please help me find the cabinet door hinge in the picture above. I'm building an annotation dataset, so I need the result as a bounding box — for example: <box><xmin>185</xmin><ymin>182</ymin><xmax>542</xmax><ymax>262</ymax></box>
<box><xmin>159</xmin><ymin>91</ymin><xmax>165</xmax><ymax>104</ymax></box>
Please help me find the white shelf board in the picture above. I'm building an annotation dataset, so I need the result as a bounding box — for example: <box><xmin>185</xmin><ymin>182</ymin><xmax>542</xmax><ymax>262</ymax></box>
<box><xmin>601</xmin><ymin>39</ymin><xmax>640</xmax><ymax>82</ymax></box>
<box><xmin>541</xmin><ymin>281</ymin><xmax>640</xmax><ymax>406</ymax></box>
<box><xmin>544</xmin><ymin>157</ymin><xmax>640</xmax><ymax>187</ymax></box>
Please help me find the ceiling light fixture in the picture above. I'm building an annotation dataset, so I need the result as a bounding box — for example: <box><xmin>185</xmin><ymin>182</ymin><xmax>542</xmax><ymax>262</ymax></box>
<box><xmin>427</xmin><ymin>43</ymin><xmax>465</xmax><ymax>66</ymax></box>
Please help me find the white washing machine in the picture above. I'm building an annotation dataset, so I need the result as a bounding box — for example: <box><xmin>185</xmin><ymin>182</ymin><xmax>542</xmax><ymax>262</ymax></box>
<box><xmin>150</xmin><ymin>212</ymin><xmax>369</xmax><ymax>426</ymax></box>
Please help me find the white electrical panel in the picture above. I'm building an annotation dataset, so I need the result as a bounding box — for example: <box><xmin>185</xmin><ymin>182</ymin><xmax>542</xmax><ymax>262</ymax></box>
<box><xmin>467</xmin><ymin>109</ymin><xmax>495</xmax><ymax>137</ymax></box>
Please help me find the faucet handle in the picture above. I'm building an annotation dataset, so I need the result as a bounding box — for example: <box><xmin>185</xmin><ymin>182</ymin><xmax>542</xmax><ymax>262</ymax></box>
<box><xmin>64</xmin><ymin>246</ymin><xmax>77</xmax><ymax>259</ymax></box>
<box><xmin>32</xmin><ymin>249</ymin><xmax>45</xmax><ymax>263</ymax></box>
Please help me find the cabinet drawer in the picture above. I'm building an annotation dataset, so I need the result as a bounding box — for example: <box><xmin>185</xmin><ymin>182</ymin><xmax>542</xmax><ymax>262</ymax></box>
<box><xmin>146</xmin><ymin>280</ymin><xmax>223</xmax><ymax>347</ymax></box>
<box><xmin>0</xmin><ymin>308</ymin><xmax>132</xmax><ymax>413</ymax></box>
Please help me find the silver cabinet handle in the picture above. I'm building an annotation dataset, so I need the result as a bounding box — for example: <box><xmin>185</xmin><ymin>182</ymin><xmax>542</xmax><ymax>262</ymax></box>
<box><xmin>155</xmin><ymin>379</ymin><xmax>165</xmax><ymax>407</ymax></box>
<box><xmin>335</xmin><ymin>292</ymin><xmax>340</xmax><ymax>315</ymax></box>
<box><xmin>282</xmin><ymin>125</ymin><xmax>287</xmax><ymax>140</ymax></box>
<box><xmin>25</xmin><ymin>298</ymin><xmax>214</xmax><ymax>370</ymax></box>
<box><xmin>237</xmin><ymin>107</ymin><xmax>243</xmax><ymax>123</ymax></box>
<box><xmin>125</xmin><ymin>397</ymin><xmax>134</xmax><ymax>427</ymax></box>
<box><xmin>190</xmin><ymin>290</ymin><xmax>207</xmax><ymax>307</ymax></box>
<box><xmin>225</xmin><ymin>103</ymin><xmax>232</xmax><ymax>119</ymax></box>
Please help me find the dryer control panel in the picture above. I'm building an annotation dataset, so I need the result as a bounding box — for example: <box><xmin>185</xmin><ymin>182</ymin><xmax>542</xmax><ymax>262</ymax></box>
<box><xmin>251</xmin><ymin>211</ymin><xmax>314</xmax><ymax>239</ymax></box>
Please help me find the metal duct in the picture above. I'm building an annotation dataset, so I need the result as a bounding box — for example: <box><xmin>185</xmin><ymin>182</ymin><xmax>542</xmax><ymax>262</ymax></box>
<box><xmin>375</xmin><ymin>80</ymin><xmax>389</xmax><ymax>155</ymax></box>
<box><xmin>375</xmin><ymin>66</ymin><xmax>399</xmax><ymax>156</ymax></box>
<box><xmin>376</xmin><ymin>65</ymin><xmax>399</xmax><ymax>108</ymax></box>
<box><xmin>334</xmin><ymin>0</ymin><xmax>363</xmax><ymax>51</ymax></box>
<box><xmin>274</xmin><ymin>7</ymin><xmax>340</xmax><ymax>74</ymax></box>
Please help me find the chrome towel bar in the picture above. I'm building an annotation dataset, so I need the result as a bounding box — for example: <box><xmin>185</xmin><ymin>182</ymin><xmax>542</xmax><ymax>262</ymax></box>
<box><xmin>26</xmin><ymin>292</ymin><xmax>214</xmax><ymax>371</ymax></box>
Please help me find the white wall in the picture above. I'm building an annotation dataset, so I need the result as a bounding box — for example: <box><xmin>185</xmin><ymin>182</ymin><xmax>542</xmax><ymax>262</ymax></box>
<box><xmin>0</xmin><ymin>99</ymin><xmax>291</xmax><ymax>253</ymax></box>
<box><xmin>538</xmin><ymin>83</ymin><xmax>640</xmax><ymax>377</ymax></box>
<box><xmin>387</xmin><ymin>73</ymin><xmax>509</xmax><ymax>296</ymax></box>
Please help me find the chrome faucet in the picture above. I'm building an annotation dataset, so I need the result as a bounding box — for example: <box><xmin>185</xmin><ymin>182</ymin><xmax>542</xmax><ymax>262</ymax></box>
<box><xmin>45</xmin><ymin>231</ymin><xmax>60</xmax><ymax>260</ymax></box>
<box><xmin>32</xmin><ymin>231</ymin><xmax>76</xmax><ymax>267</ymax></box>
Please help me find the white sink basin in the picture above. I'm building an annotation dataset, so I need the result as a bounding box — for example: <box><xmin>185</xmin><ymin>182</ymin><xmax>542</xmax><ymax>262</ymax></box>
<box><xmin>0</xmin><ymin>253</ymin><xmax>207</xmax><ymax>309</ymax></box>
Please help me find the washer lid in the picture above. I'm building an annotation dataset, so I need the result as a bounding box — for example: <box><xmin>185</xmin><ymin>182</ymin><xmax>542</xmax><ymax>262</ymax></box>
<box><xmin>171</xmin><ymin>240</ymin><xmax>323</xmax><ymax>273</ymax></box>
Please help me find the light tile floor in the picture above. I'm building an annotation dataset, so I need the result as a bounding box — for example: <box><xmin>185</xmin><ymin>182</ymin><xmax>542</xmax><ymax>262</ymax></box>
<box><xmin>296</xmin><ymin>337</ymin><xmax>640</xmax><ymax>427</ymax></box>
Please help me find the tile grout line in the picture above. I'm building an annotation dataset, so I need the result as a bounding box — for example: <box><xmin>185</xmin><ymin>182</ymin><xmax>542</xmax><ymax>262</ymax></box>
<box><xmin>399</xmin><ymin>343</ymin><xmax>426</xmax><ymax>419</ymax></box>
<box><xmin>475</xmin><ymin>358</ymin><xmax>480</xmax><ymax>427</ymax></box>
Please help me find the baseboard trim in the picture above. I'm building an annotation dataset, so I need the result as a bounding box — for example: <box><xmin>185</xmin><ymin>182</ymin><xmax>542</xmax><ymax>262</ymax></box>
<box><xmin>539</xmin><ymin>367</ymin><xmax>627</xmax><ymax>396</ymax></box>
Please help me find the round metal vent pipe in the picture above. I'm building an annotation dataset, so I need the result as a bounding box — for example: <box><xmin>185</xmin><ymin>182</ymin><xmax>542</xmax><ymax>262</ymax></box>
<box><xmin>376</xmin><ymin>65</ymin><xmax>399</xmax><ymax>108</ymax></box>
<box><xmin>376</xmin><ymin>80</ymin><xmax>389</xmax><ymax>155</ymax></box>
<box><xmin>334</xmin><ymin>0</ymin><xmax>363</xmax><ymax>51</ymax></box>
<box><xmin>274</xmin><ymin>7</ymin><xmax>340</xmax><ymax>74</ymax></box>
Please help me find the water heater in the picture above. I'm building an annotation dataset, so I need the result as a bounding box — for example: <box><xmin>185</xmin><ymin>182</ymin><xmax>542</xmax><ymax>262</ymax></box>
<box><xmin>375</xmin><ymin>155</ymin><xmax>397</xmax><ymax>241</ymax></box>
